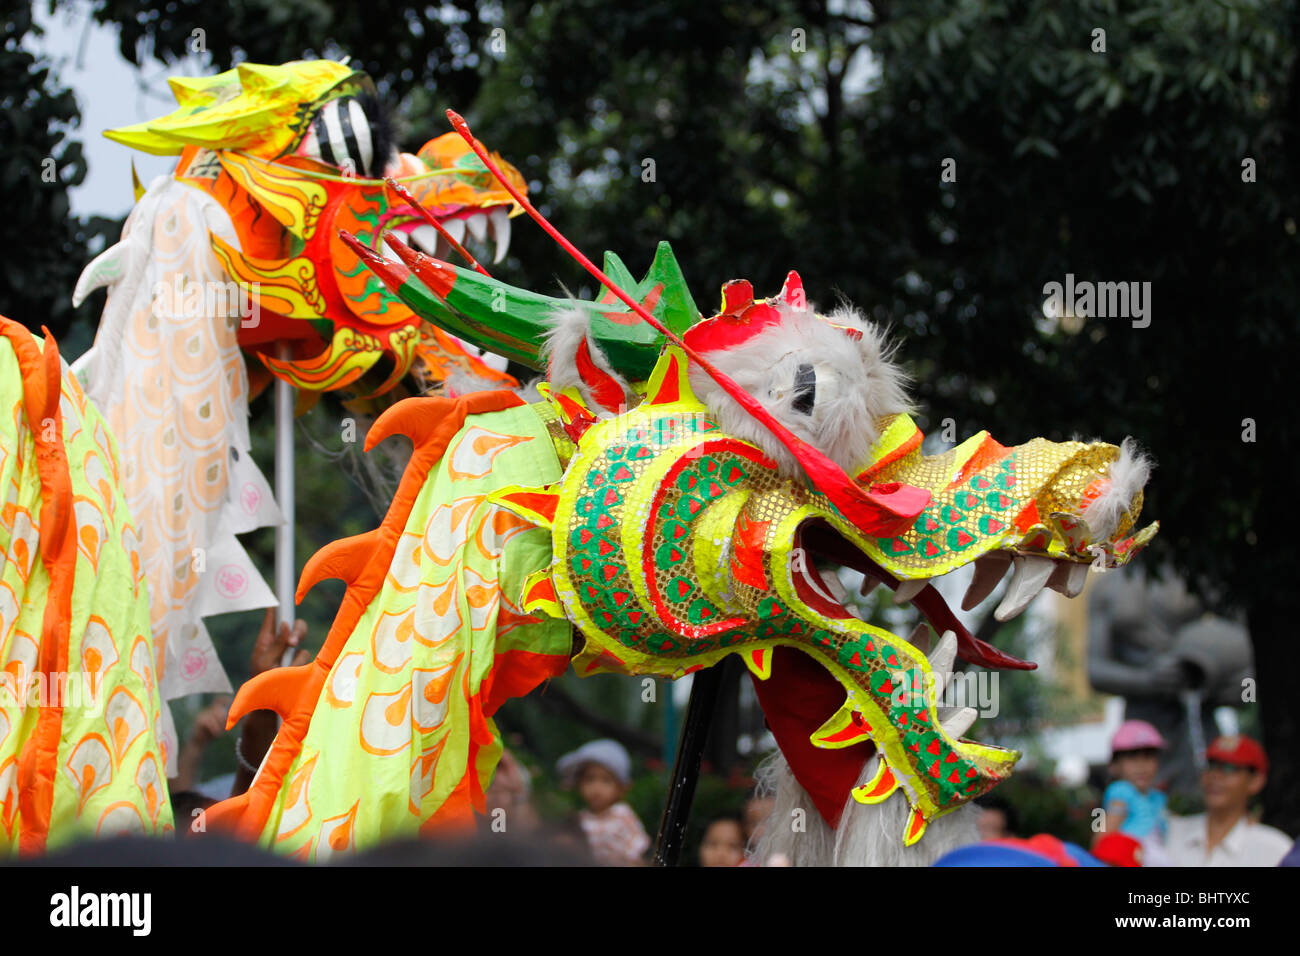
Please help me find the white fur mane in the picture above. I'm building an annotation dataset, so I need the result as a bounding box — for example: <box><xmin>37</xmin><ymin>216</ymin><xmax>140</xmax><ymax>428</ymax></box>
<box><xmin>750</xmin><ymin>750</ymin><xmax>977</xmax><ymax>866</ymax></box>
<box><xmin>686</xmin><ymin>304</ymin><xmax>912</xmax><ymax>479</ymax></box>
<box><xmin>541</xmin><ymin>304</ymin><xmax>634</xmax><ymax>415</ymax></box>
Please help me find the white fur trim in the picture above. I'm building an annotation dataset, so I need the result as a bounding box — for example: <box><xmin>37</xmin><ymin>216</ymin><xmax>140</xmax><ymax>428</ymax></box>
<box><xmin>750</xmin><ymin>750</ymin><xmax>977</xmax><ymax>866</ymax></box>
<box><xmin>541</xmin><ymin>304</ymin><xmax>632</xmax><ymax>414</ymax></box>
<box><xmin>1080</xmin><ymin>436</ymin><xmax>1153</xmax><ymax>540</ymax></box>
<box><xmin>686</xmin><ymin>303</ymin><xmax>911</xmax><ymax>479</ymax></box>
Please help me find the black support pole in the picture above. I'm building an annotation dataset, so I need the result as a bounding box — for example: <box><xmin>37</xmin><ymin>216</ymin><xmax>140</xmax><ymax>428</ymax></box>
<box><xmin>652</xmin><ymin>665</ymin><xmax>724</xmax><ymax>866</ymax></box>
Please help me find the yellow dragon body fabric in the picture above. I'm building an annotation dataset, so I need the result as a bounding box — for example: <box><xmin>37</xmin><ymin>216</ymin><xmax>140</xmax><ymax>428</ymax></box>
<box><xmin>0</xmin><ymin>318</ymin><xmax>171</xmax><ymax>854</ymax></box>
<box><xmin>206</xmin><ymin>392</ymin><xmax>572</xmax><ymax>858</ymax></box>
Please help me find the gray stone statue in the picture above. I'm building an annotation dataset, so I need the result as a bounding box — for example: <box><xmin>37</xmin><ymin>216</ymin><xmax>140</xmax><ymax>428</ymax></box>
<box><xmin>1087</xmin><ymin>565</ymin><xmax>1253</xmax><ymax>798</ymax></box>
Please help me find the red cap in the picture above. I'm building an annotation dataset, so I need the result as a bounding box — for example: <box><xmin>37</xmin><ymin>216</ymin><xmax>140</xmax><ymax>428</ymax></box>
<box><xmin>1093</xmin><ymin>833</ymin><xmax>1144</xmax><ymax>867</ymax></box>
<box><xmin>1206</xmin><ymin>734</ymin><xmax>1268</xmax><ymax>773</ymax></box>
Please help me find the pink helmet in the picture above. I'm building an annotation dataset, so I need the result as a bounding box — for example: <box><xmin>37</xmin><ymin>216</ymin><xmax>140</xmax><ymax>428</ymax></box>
<box><xmin>1111</xmin><ymin>719</ymin><xmax>1166</xmax><ymax>753</ymax></box>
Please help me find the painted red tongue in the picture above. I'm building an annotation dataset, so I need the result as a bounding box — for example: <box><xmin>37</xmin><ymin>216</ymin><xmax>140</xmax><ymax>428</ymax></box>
<box><xmin>749</xmin><ymin>646</ymin><xmax>875</xmax><ymax>829</ymax></box>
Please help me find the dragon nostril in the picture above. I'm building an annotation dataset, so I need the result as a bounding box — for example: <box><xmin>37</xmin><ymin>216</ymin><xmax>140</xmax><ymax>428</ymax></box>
<box><xmin>793</xmin><ymin>363</ymin><xmax>816</xmax><ymax>415</ymax></box>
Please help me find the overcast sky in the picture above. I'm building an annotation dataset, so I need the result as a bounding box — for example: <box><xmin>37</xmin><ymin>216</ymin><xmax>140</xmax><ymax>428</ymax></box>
<box><xmin>29</xmin><ymin>2</ymin><xmax>206</xmax><ymax>218</ymax></box>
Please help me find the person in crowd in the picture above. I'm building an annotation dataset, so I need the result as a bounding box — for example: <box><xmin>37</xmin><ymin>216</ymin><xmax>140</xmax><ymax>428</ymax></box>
<box><xmin>167</xmin><ymin>790</ymin><xmax>216</xmax><ymax>839</ymax></box>
<box><xmin>232</xmin><ymin>609</ymin><xmax>310</xmax><ymax>795</ymax></box>
<box><xmin>556</xmin><ymin>738</ymin><xmax>650</xmax><ymax>866</ymax></box>
<box><xmin>1166</xmin><ymin>734</ymin><xmax>1294</xmax><ymax>866</ymax></box>
<box><xmin>171</xmin><ymin>696</ymin><xmax>232</xmax><ymax>795</ymax></box>
<box><xmin>168</xmin><ymin>695</ymin><xmax>229</xmax><ymax>838</ymax></box>
<box><xmin>1098</xmin><ymin>719</ymin><xmax>1170</xmax><ymax>864</ymax></box>
<box><xmin>975</xmin><ymin>794</ymin><xmax>1018</xmax><ymax>841</ymax></box>
<box><xmin>699</xmin><ymin>813</ymin><xmax>747</xmax><ymax>867</ymax></box>
<box><xmin>742</xmin><ymin>792</ymin><xmax>774</xmax><ymax>848</ymax></box>
<box><xmin>484</xmin><ymin>748</ymin><xmax>541</xmax><ymax>836</ymax></box>
<box><xmin>167</xmin><ymin>609</ymin><xmax>311</xmax><ymax>834</ymax></box>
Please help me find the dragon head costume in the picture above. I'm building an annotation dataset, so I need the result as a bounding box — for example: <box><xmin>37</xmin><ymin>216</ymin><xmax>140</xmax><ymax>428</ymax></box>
<box><xmin>69</xmin><ymin>61</ymin><xmax>531</xmax><ymax>762</ymax></box>
<box><xmin>78</xmin><ymin>58</ymin><xmax>527</xmax><ymax>398</ymax></box>
<box><xmin>204</xmin><ymin>218</ymin><xmax>1156</xmax><ymax>858</ymax></box>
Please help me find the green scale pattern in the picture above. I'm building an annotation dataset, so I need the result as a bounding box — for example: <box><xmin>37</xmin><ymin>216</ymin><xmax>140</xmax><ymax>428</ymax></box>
<box><xmin>567</xmin><ymin>412</ymin><xmax>716</xmax><ymax>654</ymax></box>
<box><xmin>874</xmin><ymin>454</ymin><xmax>1022</xmax><ymax>563</ymax></box>
<box><xmin>807</xmin><ymin>607</ymin><xmax>985</xmax><ymax>803</ymax></box>
<box><xmin>646</xmin><ymin>442</ymin><xmax>754</xmax><ymax>649</ymax></box>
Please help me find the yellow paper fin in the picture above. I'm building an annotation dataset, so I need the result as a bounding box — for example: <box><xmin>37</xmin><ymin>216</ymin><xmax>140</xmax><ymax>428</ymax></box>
<box><xmin>521</xmin><ymin>569</ymin><xmax>564</xmax><ymax>619</ymax></box>
<box><xmin>809</xmin><ymin>699</ymin><xmax>876</xmax><ymax>750</ymax></box>
<box><xmin>741</xmin><ymin>647</ymin><xmax>772</xmax><ymax>681</ymax></box>
<box><xmin>852</xmin><ymin>760</ymin><xmax>899</xmax><ymax>805</ymax></box>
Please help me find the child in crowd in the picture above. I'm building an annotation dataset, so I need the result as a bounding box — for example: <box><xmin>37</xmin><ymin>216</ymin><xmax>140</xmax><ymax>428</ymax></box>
<box><xmin>1100</xmin><ymin>719</ymin><xmax>1170</xmax><ymax>864</ymax></box>
<box><xmin>742</xmin><ymin>792</ymin><xmax>774</xmax><ymax>848</ymax></box>
<box><xmin>556</xmin><ymin>739</ymin><xmax>650</xmax><ymax>866</ymax></box>
<box><xmin>699</xmin><ymin>813</ymin><xmax>747</xmax><ymax>867</ymax></box>
<box><xmin>737</xmin><ymin>791</ymin><xmax>774</xmax><ymax>865</ymax></box>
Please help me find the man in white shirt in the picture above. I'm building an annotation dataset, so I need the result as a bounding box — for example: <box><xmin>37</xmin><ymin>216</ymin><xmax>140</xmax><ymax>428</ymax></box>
<box><xmin>1167</xmin><ymin>734</ymin><xmax>1294</xmax><ymax>867</ymax></box>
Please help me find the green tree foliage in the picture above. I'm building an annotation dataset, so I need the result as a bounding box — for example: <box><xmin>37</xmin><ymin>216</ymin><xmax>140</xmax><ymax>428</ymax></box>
<box><xmin>0</xmin><ymin>3</ymin><xmax>115</xmax><ymax>342</ymax></box>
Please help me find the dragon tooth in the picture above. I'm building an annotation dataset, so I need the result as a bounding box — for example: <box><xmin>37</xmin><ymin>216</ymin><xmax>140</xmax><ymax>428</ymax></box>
<box><xmin>409</xmin><ymin>225</ymin><xmax>440</xmax><ymax>255</ymax></box>
<box><xmin>795</xmin><ymin>550</ymin><xmax>857</xmax><ymax>615</ymax></box>
<box><xmin>1067</xmin><ymin>561</ymin><xmax>1091</xmax><ymax>594</ymax></box>
<box><xmin>441</xmin><ymin>217</ymin><xmax>466</xmax><ymax>246</ymax></box>
<box><xmin>489</xmin><ymin>206</ymin><xmax>511</xmax><ymax>263</ymax></box>
<box><xmin>939</xmin><ymin>706</ymin><xmax>978</xmax><ymax>738</ymax></box>
<box><xmin>465</xmin><ymin>212</ymin><xmax>488</xmax><ymax>243</ymax></box>
<box><xmin>1046</xmin><ymin>560</ymin><xmax>1089</xmax><ymax>598</ymax></box>
<box><xmin>905</xmin><ymin>621</ymin><xmax>931</xmax><ymax>654</ymax></box>
<box><xmin>893</xmin><ymin>577</ymin><xmax>927</xmax><ymax>604</ymax></box>
<box><xmin>961</xmin><ymin>551</ymin><xmax>1012</xmax><ymax>610</ymax></box>
<box><xmin>930</xmin><ymin>629</ymin><xmax>957</xmax><ymax>673</ymax></box>
<box><xmin>824</xmin><ymin>570</ymin><xmax>865</xmax><ymax>618</ymax></box>
<box><xmin>860</xmin><ymin>575</ymin><xmax>881</xmax><ymax>598</ymax></box>
<box><xmin>822</xmin><ymin>566</ymin><xmax>853</xmax><ymax>606</ymax></box>
<box><xmin>929</xmin><ymin>630</ymin><xmax>957</xmax><ymax>696</ymax></box>
<box><xmin>433</xmin><ymin>236</ymin><xmax>450</xmax><ymax>260</ymax></box>
<box><xmin>994</xmin><ymin>554</ymin><xmax>1055</xmax><ymax>621</ymax></box>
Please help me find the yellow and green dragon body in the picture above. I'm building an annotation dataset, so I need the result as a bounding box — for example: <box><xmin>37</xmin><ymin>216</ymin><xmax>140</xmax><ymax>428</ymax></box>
<box><xmin>207</xmin><ymin>247</ymin><xmax>1156</xmax><ymax>855</ymax></box>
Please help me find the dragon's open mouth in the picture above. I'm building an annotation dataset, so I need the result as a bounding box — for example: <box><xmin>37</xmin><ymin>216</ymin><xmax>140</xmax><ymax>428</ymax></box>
<box><xmin>384</xmin><ymin>203</ymin><xmax>514</xmax><ymax>265</ymax></box>
<box><xmin>790</xmin><ymin>518</ymin><xmax>1092</xmax><ymax>679</ymax></box>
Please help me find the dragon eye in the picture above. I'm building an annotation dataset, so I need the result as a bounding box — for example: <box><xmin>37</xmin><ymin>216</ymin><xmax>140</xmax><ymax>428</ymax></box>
<box><xmin>304</xmin><ymin>96</ymin><xmax>376</xmax><ymax>177</ymax></box>
<box><xmin>792</xmin><ymin>363</ymin><xmax>816</xmax><ymax>415</ymax></box>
